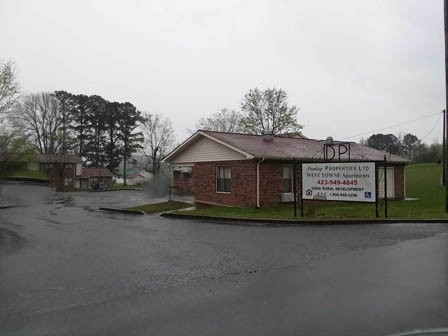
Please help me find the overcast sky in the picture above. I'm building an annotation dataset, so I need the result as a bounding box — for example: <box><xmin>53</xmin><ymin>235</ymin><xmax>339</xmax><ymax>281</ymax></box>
<box><xmin>1</xmin><ymin>0</ymin><xmax>445</xmax><ymax>144</ymax></box>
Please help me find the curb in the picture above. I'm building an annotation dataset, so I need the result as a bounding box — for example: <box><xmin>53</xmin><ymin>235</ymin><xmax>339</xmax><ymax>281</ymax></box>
<box><xmin>99</xmin><ymin>207</ymin><xmax>146</xmax><ymax>215</ymax></box>
<box><xmin>0</xmin><ymin>204</ymin><xmax>17</xmax><ymax>209</ymax></box>
<box><xmin>0</xmin><ymin>178</ymin><xmax>49</xmax><ymax>185</ymax></box>
<box><xmin>160</xmin><ymin>212</ymin><xmax>448</xmax><ymax>226</ymax></box>
<box><xmin>91</xmin><ymin>188</ymin><xmax>144</xmax><ymax>192</ymax></box>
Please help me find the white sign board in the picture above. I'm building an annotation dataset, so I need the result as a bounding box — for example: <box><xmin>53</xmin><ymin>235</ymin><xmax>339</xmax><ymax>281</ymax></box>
<box><xmin>302</xmin><ymin>162</ymin><xmax>376</xmax><ymax>203</ymax></box>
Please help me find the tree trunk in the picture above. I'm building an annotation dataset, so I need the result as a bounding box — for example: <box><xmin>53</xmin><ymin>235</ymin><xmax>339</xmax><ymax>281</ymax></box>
<box><xmin>123</xmin><ymin>155</ymin><xmax>127</xmax><ymax>186</ymax></box>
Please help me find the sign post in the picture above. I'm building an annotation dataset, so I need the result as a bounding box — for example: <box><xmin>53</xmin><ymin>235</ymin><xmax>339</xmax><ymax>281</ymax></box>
<box><xmin>293</xmin><ymin>158</ymin><xmax>297</xmax><ymax>217</ymax></box>
<box><xmin>300</xmin><ymin>162</ymin><xmax>304</xmax><ymax>217</ymax></box>
<box><xmin>375</xmin><ymin>163</ymin><xmax>379</xmax><ymax>218</ymax></box>
<box><xmin>384</xmin><ymin>155</ymin><xmax>388</xmax><ymax>218</ymax></box>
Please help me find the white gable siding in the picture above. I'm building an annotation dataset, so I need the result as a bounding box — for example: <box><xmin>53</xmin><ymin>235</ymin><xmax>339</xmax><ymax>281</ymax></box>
<box><xmin>170</xmin><ymin>136</ymin><xmax>247</xmax><ymax>163</ymax></box>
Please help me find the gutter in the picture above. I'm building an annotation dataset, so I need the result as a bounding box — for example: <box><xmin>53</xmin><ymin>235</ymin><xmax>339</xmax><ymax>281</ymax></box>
<box><xmin>256</xmin><ymin>158</ymin><xmax>265</xmax><ymax>208</ymax></box>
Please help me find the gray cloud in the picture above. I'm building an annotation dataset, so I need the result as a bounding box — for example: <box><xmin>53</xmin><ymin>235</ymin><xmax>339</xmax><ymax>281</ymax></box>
<box><xmin>0</xmin><ymin>0</ymin><xmax>444</xmax><ymax>144</ymax></box>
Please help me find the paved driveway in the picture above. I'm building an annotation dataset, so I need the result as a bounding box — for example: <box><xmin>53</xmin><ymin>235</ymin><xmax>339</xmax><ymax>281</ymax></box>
<box><xmin>62</xmin><ymin>189</ymin><xmax>170</xmax><ymax>210</ymax></box>
<box><xmin>1</xmin><ymin>182</ymin><xmax>448</xmax><ymax>336</ymax></box>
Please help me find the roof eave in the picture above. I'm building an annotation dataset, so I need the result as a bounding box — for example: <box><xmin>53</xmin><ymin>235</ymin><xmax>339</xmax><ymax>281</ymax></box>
<box><xmin>164</xmin><ymin>130</ymin><xmax>254</xmax><ymax>162</ymax></box>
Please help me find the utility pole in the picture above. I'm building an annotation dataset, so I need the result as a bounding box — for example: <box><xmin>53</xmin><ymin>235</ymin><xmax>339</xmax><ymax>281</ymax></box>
<box><xmin>443</xmin><ymin>110</ymin><xmax>446</xmax><ymax>186</ymax></box>
<box><xmin>444</xmin><ymin>0</ymin><xmax>448</xmax><ymax>212</ymax></box>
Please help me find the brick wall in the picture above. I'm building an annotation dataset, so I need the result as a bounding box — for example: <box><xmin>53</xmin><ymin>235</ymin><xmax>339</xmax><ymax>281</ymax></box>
<box><xmin>194</xmin><ymin>160</ymin><xmax>258</xmax><ymax>208</ymax></box>
<box><xmin>194</xmin><ymin>160</ymin><xmax>302</xmax><ymax>208</ymax></box>
<box><xmin>48</xmin><ymin>169</ymin><xmax>76</xmax><ymax>189</ymax></box>
<box><xmin>258</xmin><ymin>160</ymin><xmax>301</xmax><ymax>207</ymax></box>
<box><xmin>193</xmin><ymin>159</ymin><xmax>406</xmax><ymax>208</ymax></box>
<box><xmin>173</xmin><ymin>171</ymin><xmax>194</xmax><ymax>194</ymax></box>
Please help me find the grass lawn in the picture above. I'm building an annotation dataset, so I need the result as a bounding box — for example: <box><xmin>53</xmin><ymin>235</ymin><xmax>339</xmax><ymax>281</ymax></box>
<box><xmin>127</xmin><ymin>201</ymin><xmax>192</xmax><ymax>214</ymax></box>
<box><xmin>111</xmin><ymin>183</ymin><xmax>143</xmax><ymax>190</ymax></box>
<box><xmin>177</xmin><ymin>163</ymin><xmax>448</xmax><ymax>220</ymax></box>
<box><xmin>1</xmin><ymin>169</ymin><xmax>49</xmax><ymax>182</ymax></box>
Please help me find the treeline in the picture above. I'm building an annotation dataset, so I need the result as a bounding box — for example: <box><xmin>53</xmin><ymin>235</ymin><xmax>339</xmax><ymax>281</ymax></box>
<box><xmin>11</xmin><ymin>91</ymin><xmax>143</xmax><ymax>171</ymax></box>
<box><xmin>0</xmin><ymin>61</ymin><xmax>176</xmax><ymax>177</ymax></box>
<box><xmin>363</xmin><ymin>133</ymin><xmax>442</xmax><ymax>163</ymax></box>
<box><xmin>2</xmin><ymin>91</ymin><xmax>175</xmax><ymax>177</ymax></box>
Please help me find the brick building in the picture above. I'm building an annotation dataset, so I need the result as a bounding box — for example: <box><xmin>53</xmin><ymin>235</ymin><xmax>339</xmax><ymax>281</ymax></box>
<box><xmin>164</xmin><ymin>131</ymin><xmax>409</xmax><ymax>208</ymax></box>
<box><xmin>28</xmin><ymin>154</ymin><xmax>83</xmax><ymax>189</ymax></box>
<box><xmin>75</xmin><ymin>167</ymin><xmax>114</xmax><ymax>190</ymax></box>
<box><xmin>28</xmin><ymin>154</ymin><xmax>113</xmax><ymax>190</ymax></box>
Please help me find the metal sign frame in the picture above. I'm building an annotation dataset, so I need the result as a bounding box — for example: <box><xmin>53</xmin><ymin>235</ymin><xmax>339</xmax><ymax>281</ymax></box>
<box><xmin>292</xmin><ymin>158</ymin><xmax>389</xmax><ymax>218</ymax></box>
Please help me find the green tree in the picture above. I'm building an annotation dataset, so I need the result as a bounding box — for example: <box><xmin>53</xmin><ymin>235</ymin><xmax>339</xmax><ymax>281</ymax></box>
<box><xmin>414</xmin><ymin>143</ymin><xmax>442</xmax><ymax>163</ymax></box>
<box><xmin>118</xmin><ymin>102</ymin><xmax>143</xmax><ymax>185</ymax></box>
<box><xmin>240</xmin><ymin>88</ymin><xmax>302</xmax><ymax>135</ymax></box>
<box><xmin>0</xmin><ymin>60</ymin><xmax>20</xmax><ymax>162</ymax></box>
<box><xmin>71</xmin><ymin>94</ymin><xmax>91</xmax><ymax>159</ymax></box>
<box><xmin>103</xmin><ymin>101</ymin><xmax>123</xmax><ymax>171</ymax></box>
<box><xmin>84</xmin><ymin>95</ymin><xmax>108</xmax><ymax>167</ymax></box>
<box><xmin>0</xmin><ymin>132</ymin><xmax>35</xmax><ymax>174</ymax></box>
<box><xmin>401</xmin><ymin>133</ymin><xmax>422</xmax><ymax>160</ymax></box>
<box><xmin>53</xmin><ymin>91</ymin><xmax>77</xmax><ymax>154</ymax></box>
<box><xmin>366</xmin><ymin>133</ymin><xmax>401</xmax><ymax>155</ymax></box>
<box><xmin>0</xmin><ymin>60</ymin><xmax>20</xmax><ymax>117</ymax></box>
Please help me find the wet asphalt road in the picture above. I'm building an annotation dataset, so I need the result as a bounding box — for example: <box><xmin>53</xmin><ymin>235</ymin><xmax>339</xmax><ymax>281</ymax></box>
<box><xmin>0</xmin><ymin>182</ymin><xmax>448</xmax><ymax>336</ymax></box>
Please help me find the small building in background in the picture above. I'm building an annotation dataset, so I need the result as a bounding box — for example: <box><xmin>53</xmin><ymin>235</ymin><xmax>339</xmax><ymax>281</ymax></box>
<box><xmin>74</xmin><ymin>167</ymin><xmax>114</xmax><ymax>190</ymax></box>
<box><xmin>114</xmin><ymin>156</ymin><xmax>153</xmax><ymax>185</ymax></box>
<box><xmin>27</xmin><ymin>154</ymin><xmax>83</xmax><ymax>189</ymax></box>
<box><xmin>26</xmin><ymin>154</ymin><xmax>113</xmax><ymax>190</ymax></box>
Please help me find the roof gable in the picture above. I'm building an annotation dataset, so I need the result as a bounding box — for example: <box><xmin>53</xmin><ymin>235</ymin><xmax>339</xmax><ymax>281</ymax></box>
<box><xmin>166</xmin><ymin>132</ymin><xmax>252</xmax><ymax>163</ymax></box>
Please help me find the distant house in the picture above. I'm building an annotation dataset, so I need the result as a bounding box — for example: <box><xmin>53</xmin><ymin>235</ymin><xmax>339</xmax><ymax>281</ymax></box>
<box><xmin>28</xmin><ymin>154</ymin><xmax>83</xmax><ymax>174</ymax></box>
<box><xmin>27</xmin><ymin>154</ymin><xmax>83</xmax><ymax>188</ymax></box>
<box><xmin>164</xmin><ymin>130</ymin><xmax>410</xmax><ymax>208</ymax></box>
<box><xmin>27</xmin><ymin>154</ymin><xmax>113</xmax><ymax>190</ymax></box>
<box><xmin>115</xmin><ymin>157</ymin><xmax>153</xmax><ymax>185</ymax></box>
<box><xmin>74</xmin><ymin>167</ymin><xmax>114</xmax><ymax>189</ymax></box>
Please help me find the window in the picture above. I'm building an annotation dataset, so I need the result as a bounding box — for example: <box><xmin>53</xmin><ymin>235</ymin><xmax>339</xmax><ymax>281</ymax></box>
<box><xmin>173</xmin><ymin>171</ymin><xmax>181</xmax><ymax>181</ymax></box>
<box><xmin>181</xmin><ymin>172</ymin><xmax>191</xmax><ymax>181</ymax></box>
<box><xmin>64</xmin><ymin>178</ymin><xmax>73</xmax><ymax>187</ymax></box>
<box><xmin>282</xmin><ymin>166</ymin><xmax>293</xmax><ymax>193</ymax></box>
<box><xmin>174</xmin><ymin>171</ymin><xmax>191</xmax><ymax>182</ymax></box>
<box><xmin>90</xmin><ymin>177</ymin><xmax>98</xmax><ymax>188</ymax></box>
<box><xmin>216</xmin><ymin>166</ymin><xmax>231</xmax><ymax>193</ymax></box>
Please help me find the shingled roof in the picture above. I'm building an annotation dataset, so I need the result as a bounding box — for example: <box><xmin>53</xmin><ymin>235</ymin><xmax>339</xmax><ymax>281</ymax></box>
<box><xmin>81</xmin><ymin>167</ymin><xmax>114</xmax><ymax>178</ymax></box>
<box><xmin>165</xmin><ymin>130</ymin><xmax>410</xmax><ymax>164</ymax></box>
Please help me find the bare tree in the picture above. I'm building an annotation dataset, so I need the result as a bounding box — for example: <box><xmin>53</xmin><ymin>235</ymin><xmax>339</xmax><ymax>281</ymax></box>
<box><xmin>141</xmin><ymin>112</ymin><xmax>175</xmax><ymax>175</ymax></box>
<box><xmin>240</xmin><ymin>87</ymin><xmax>302</xmax><ymax>135</ymax></box>
<box><xmin>195</xmin><ymin>108</ymin><xmax>242</xmax><ymax>133</ymax></box>
<box><xmin>13</xmin><ymin>92</ymin><xmax>63</xmax><ymax>154</ymax></box>
<box><xmin>0</xmin><ymin>60</ymin><xmax>20</xmax><ymax>117</ymax></box>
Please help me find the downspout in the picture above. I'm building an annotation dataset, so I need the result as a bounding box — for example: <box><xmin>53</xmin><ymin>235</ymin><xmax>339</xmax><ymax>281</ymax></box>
<box><xmin>256</xmin><ymin>158</ymin><xmax>265</xmax><ymax>208</ymax></box>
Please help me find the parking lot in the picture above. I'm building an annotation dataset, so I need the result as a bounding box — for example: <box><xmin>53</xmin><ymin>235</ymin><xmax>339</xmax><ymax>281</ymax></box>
<box><xmin>1</xmin><ymin>182</ymin><xmax>448</xmax><ymax>336</ymax></box>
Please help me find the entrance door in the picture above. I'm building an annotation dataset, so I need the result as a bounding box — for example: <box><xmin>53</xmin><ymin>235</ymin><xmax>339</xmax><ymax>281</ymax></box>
<box><xmin>377</xmin><ymin>167</ymin><xmax>395</xmax><ymax>199</ymax></box>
